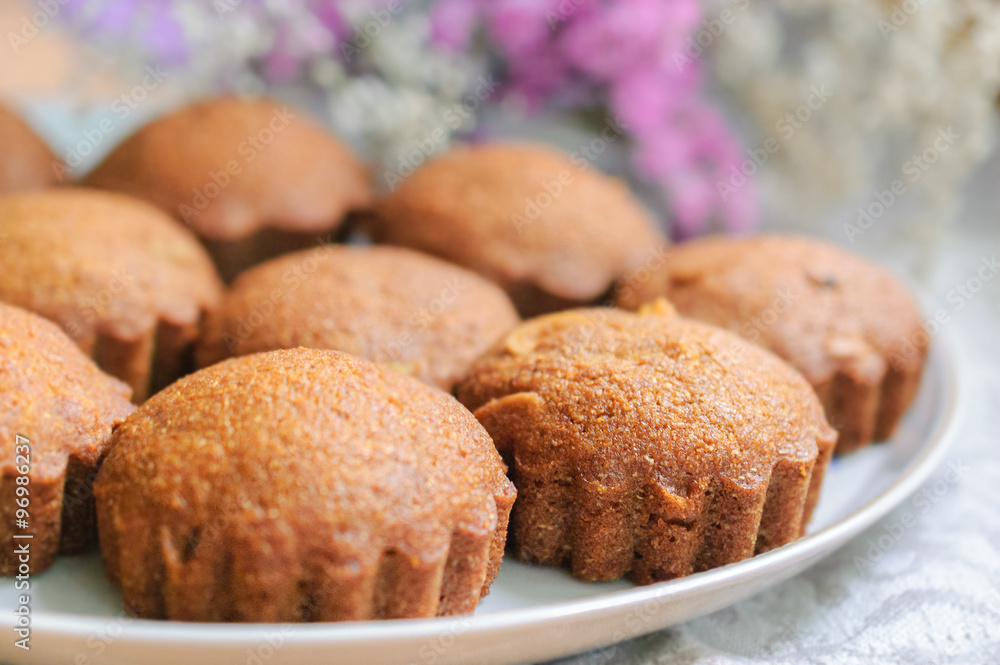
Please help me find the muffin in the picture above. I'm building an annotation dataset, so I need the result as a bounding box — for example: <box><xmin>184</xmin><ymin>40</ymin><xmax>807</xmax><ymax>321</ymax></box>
<box><xmin>197</xmin><ymin>245</ymin><xmax>520</xmax><ymax>390</ymax></box>
<box><xmin>95</xmin><ymin>348</ymin><xmax>515</xmax><ymax>621</ymax></box>
<box><xmin>456</xmin><ymin>302</ymin><xmax>836</xmax><ymax>584</ymax></box>
<box><xmin>615</xmin><ymin>235</ymin><xmax>926</xmax><ymax>454</ymax></box>
<box><xmin>84</xmin><ymin>96</ymin><xmax>372</xmax><ymax>281</ymax></box>
<box><xmin>368</xmin><ymin>143</ymin><xmax>668</xmax><ymax>317</ymax></box>
<box><xmin>0</xmin><ymin>303</ymin><xmax>134</xmax><ymax>575</ymax></box>
<box><xmin>0</xmin><ymin>189</ymin><xmax>223</xmax><ymax>402</ymax></box>
<box><xmin>0</xmin><ymin>103</ymin><xmax>60</xmax><ymax>193</ymax></box>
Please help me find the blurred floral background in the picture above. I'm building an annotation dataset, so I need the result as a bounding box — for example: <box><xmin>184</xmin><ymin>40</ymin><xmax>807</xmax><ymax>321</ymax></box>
<box><xmin>3</xmin><ymin>0</ymin><xmax>999</xmax><ymax>262</ymax></box>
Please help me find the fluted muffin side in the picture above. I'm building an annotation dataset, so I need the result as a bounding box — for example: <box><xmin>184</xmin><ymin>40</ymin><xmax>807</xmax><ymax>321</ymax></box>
<box><xmin>457</xmin><ymin>304</ymin><xmax>837</xmax><ymax>583</ymax></box>
<box><xmin>95</xmin><ymin>348</ymin><xmax>515</xmax><ymax>621</ymax></box>
<box><xmin>0</xmin><ymin>304</ymin><xmax>134</xmax><ymax>576</ymax></box>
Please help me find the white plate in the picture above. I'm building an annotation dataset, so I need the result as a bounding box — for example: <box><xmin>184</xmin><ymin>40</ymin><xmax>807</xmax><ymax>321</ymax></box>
<box><xmin>0</xmin><ymin>333</ymin><xmax>963</xmax><ymax>665</ymax></box>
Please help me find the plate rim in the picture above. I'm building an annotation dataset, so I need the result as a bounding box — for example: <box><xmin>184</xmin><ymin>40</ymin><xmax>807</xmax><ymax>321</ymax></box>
<box><xmin>3</xmin><ymin>329</ymin><xmax>965</xmax><ymax>652</ymax></box>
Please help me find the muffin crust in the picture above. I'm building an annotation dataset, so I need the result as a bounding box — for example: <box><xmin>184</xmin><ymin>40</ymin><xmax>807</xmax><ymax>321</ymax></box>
<box><xmin>457</xmin><ymin>303</ymin><xmax>836</xmax><ymax>583</ymax></box>
<box><xmin>0</xmin><ymin>303</ymin><xmax>134</xmax><ymax>575</ymax></box>
<box><xmin>197</xmin><ymin>245</ymin><xmax>520</xmax><ymax>390</ymax></box>
<box><xmin>0</xmin><ymin>103</ymin><xmax>60</xmax><ymax>193</ymax></box>
<box><xmin>84</xmin><ymin>96</ymin><xmax>372</xmax><ymax>281</ymax></box>
<box><xmin>95</xmin><ymin>348</ymin><xmax>516</xmax><ymax>621</ymax></box>
<box><xmin>370</xmin><ymin>142</ymin><xmax>667</xmax><ymax>316</ymax></box>
<box><xmin>616</xmin><ymin>235</ymin><xmax>927</xmax><ymax>453</ymax></box>
<box><xmin>0</xmin><ymin>189</ymin><xmax>222</xmax><ymax>401</ymax></box>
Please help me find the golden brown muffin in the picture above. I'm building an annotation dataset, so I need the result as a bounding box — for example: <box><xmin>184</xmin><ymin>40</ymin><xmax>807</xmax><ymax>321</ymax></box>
<box><xmin>368</xmin><ymin>143</ymin><xmax>668</xmax><ymax>317</ymax></box>
<box><xmin>95</xmin><ymin>348</ymin><xmax>516</xmax><ymax>622</ymax></box>
<box><xmin>0</xmin><ymin>303</ymin><xmax>134</xmax><ymax>576</ymax></box>
<box><xmin>197</xmin><ymin>245</ymin><xmax>520</xmax><ymax>390</ymax></box>
<box><xmin>615</xmin><ymin>235</ymin><xmax>926</xmax><ymax>454</ymax></box>
<box><xmin>456</xmin><ymin>303</ymin><xmax>836</xmax><ymax>584</ymax></box>
<box><xmin>0</xmin><ymin>103</ymin><xmax>61</xmax><ymax>193</ymax></box>
<box><xmin>0</xmin><ymin>189</ymin><xmax>223</xmax><ymax>402</ymax></box>
<box><xmin>84</xmin><ymin>96</ymin><xmax>373</xmax><ymax>281</ymax></box>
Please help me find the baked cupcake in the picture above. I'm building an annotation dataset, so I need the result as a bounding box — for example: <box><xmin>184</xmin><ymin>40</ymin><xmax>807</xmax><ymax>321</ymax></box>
<box><xmin>0</xmin><ymin>103</ymin><xmax>60</xmax><ymax>193</ymax></box>
<box><xmin>615</xmin><ymin>235</ymin><xmax>926</xmax><ymax>454</ymax></box>
<box><xmin>0</xmin><ymin>189</ymin><xmax>223</xmax><ymax>402</ymax></box>
<box><xmin>95</xmin><ymin>348</ymin><xmax>516</xmax><ymax>621</ymax></box>
<box><xmin>84</xmin><ymin>96</ymin><xmax>372</xmax><ymax>281</ymax></box>
<box><xmin>0</xmin><ymin>303</ymin><xmax>134</xmax><ymax>575</ymax></box>
<box><xmin>197</xmin><ymin>245</ymin><xmax>520</xmax><ymax>391</ymax></box>
<box><xmin>456</xmin><ymin>303</ymin><xmax>836</xmax><ymax>584</ymax></box>
<box><xmin>368</xmin><ymin>143</ymin><xmax>667</xmax><ymax>317</ymax></box>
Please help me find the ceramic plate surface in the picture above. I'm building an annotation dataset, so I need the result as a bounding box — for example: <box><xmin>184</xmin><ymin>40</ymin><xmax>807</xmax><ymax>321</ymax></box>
<box><xmin>0</xmin><ymin>333</ymin><xmax>963</xmax><ymax>665</ymax></box>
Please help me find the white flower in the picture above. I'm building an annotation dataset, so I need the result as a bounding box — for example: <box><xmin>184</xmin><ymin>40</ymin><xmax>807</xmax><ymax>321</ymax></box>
<box><xmin>709</xmin><ymin>0</ymin><xmax>1000</xmax><ymax>260</ymax></box>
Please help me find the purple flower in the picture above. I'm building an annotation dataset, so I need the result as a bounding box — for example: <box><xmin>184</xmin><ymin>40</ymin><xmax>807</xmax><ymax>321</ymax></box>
<box><xmin>486</xmin><ymin>0</ymin><xmax>562</xmax><ymax>58</ymax></box>
<box><xmin>430</xmin><ymin>0</ymin><xmax>485</xmax><ymax>51</ymax></box>
<box><xmin>314</xmin><ymin>1</ymin><xmax>352</xmax><ymax>42</ymax></box>
<box><xmin>632</xmin><ymin>126</ymin><xmax>692</xmax><ymax>178</ymax></box>
<box><xmin>560</xmin><ymin>1</ymin><xmax>677</xmax><ymax>80</ymax></box>
<box><xmin>610</xmin><ymin>65</ymin><xmax>693</xmax><ymax>135</ymax></box>
<box><xmin>65</xmin><ymin>0</ymin><xmax>135</xmax><ymax>35</ymax></box>
<box><xmin>666</xmin><ymin>169</ymin><xmax>718</xmax><ymax>237</ymax></box>
<box><xmin>143</xmin><ymin>2</ymin><xmax>189</xmax><ymax>63</ymax></box>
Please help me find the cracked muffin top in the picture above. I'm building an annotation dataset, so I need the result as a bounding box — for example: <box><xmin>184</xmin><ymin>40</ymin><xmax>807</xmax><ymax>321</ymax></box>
<box><xmin>457</xmin><ymin>303</ymin><xmax>836</xmax><ymax>489</ymax></box>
